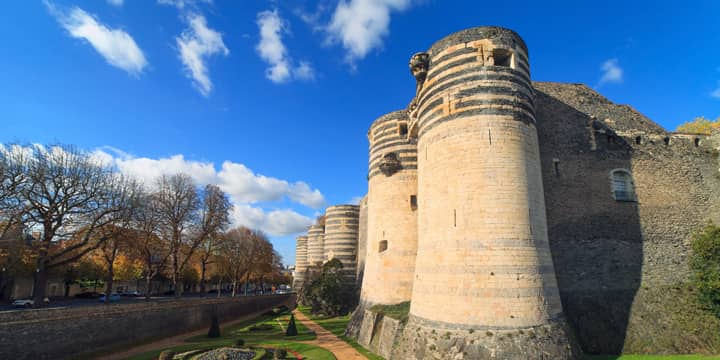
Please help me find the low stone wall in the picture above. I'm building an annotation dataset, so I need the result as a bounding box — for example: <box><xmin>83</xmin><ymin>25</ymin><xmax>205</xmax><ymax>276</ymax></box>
<box><xmin>0</xmin><ymin>294</ymin><xmax>295</xmax><ymax>360</ymax></box>
<box><xmin>356</xmin><ymin>308</ymin><xmax>404</xmax><ymax>359</ymax></box>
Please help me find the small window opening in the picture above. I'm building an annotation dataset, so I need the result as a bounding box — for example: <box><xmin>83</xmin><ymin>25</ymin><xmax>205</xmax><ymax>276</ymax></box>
<box><xmin>492</xmin><ymin>49</ymin><xmax>513</xmax><ymax>67</ymax></box>
<box><xmin>410</xmin><ymin>195</ymin><xmax>418</xmax><ymax>211</ymax></box>
<box><xmin>398</xmin><ymin>123</ymin><xmax>408</xmax><ymax>136</ymax></box>
<box><xmin>663</xmin><ymin>137</ymin><xmax>670</xmax><ymax>145</ymax></box>
<box><xmin>694</xmin><ymin>138</ymin><xmax>700</xmax><ymax>147</ymax></box>
<box><xmin>552</xmin><ymin>158</ymin><xmax>560</xmax><ymax>177</ymax></box>
<box><xmin>635</xmin><ymin>136</ymin><xmax>642</xmax><ymax>145</ymax></box>
<box><xmin>378</xmin><ymin>240</ymin><xmax>388</xmax><ymax>253</ymax></box>
<box><xmin>612</xmin><ymin>170</ymin><xmax>635</xmax><ymax>202</ymax></box>
<box><xmin>453</xmin><ymin>209</ymin><xmax>457</xmax><ymax>227</ymax></box>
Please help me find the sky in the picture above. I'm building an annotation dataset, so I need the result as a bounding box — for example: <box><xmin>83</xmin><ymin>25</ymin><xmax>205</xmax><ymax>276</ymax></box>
<box><xmin>1</xmin><ymin>0</ymin><xmax>719</xmax><ymax>265</ymax></box>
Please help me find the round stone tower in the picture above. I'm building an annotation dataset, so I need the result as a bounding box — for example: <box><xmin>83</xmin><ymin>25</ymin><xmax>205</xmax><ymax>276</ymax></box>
<box><xmin>306</xmin><ymin>224</ymin><xmax>325</xmax><ymax>268</ymax></box>
<box><xmin>399</xmin><ymin>27</ymin><xmax>579</xmax><ymax>359</ymax></box>
<box><xmin>360</xmin><ymin>110</ymin><xmax>418</xmax><ymax>307</ymax></box>
<box><xmin>323</xmin><ymin>204</ymin><xmax>361</xmax><ymax>285</ymax></box>
<box><xmin>293</xmin><ymin>235</ymin><xmax>308</xmax><ymax>291</ymax></box>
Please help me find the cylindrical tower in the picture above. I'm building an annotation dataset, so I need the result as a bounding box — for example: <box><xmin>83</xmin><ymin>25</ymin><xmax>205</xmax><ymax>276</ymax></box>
<box><xmin>360</xmin><ymin>110</ymin><xmax>418</xmax><ymax>306</ymax></box>
<box><xmin>401</xmin><ymin>27</ymin><xmax>577</xmax><ymax>359</ymax></box>
<box><xmin>356</xmin><ymin>195</ymin><xmax>368</xmax><ymax>285</ymax></box>
<box><xmin>293</xmin><ymin>235</ymin><xmax>308</xmax><ymax>291</ymax></box>
<box><xmin>323</xmin><ymin>204</ymin><xmax>360</xmax><ymax>285</ymax></box>
<box><xmin>306</xmin><ymin>224</ymin><xmax>325</xmax><ymax>268</ymax></box>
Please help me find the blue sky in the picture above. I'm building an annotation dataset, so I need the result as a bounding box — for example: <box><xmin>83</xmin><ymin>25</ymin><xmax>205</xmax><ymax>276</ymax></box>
<box><xmin>1</xmin><ymin>0</ymin><xmax>719</xmax><ymax>265</ymax></box>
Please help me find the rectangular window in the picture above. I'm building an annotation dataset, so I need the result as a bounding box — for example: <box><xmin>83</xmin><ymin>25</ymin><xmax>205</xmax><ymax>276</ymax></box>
<box><xmin>410</xmin><ymin>195</ymin><xmax>417</xmax><ymax>210</ymax></box>
<box><xmin>492</xmin><ymin>49</ymin><xmax>513</xmax><ymax>67</ymax></box>
<box><xmin>398</xmin><ymin>123</ymin><xmax>408</xmax><ymax>136</ymax></box>
<box><xmin>378</xmin><ymin>240</ymin><xmax>388</xmax><ymax>253</ymax></box>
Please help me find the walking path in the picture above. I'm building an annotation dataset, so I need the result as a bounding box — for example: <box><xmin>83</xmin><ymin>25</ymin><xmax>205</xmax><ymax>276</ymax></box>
<box><xmin>97</xmin><ymin>309</ymin><xmax>269</xmax><ymax>360</ymax></box>
<box><xmin>293</xmin><ymin>309</ymin><xmax>366</xmax><ymax>360</ymax></box>
<box><xmin>97</xmin><ymin>308</ymin><xmax>367</xmax><ymax>360</ymax></box>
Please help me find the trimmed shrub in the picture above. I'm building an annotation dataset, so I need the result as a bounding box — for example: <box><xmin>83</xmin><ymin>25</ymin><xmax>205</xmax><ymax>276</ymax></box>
<box><xmin>208</xmin><ymin>315</ymin><xmax>221</xmax><ymax>338</ymax></box>
<box><xmin>285</xmin><ymin>314</ymin><xmax>298</xmax><ymax>336</ymax></box>
<box><xmin>158</xmin><ymin>350</ymin><xmax>175</xmax><ymax>360</ymax></box>
<box><xmin>274</xmin><ymin>349</ymin><xmax>288</xmax><ymax>359</ymax></box>
<box><xmin>691</xmin><ymin>223</ymin><xmax>720</xmax><ymax>317</ymax></box>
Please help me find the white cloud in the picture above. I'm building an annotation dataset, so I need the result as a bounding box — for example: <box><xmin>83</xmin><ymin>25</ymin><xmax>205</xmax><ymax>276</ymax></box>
<box><xmin>176</xmin><ymin>13</ymin><xmax>229</xmax><ymax>96</ymax></box>
<box><xmin>107</xmin><ymin>0</ymin><xmax>123</xmax><ymax>6</ymax></box>
<box><xmin>158</xmin><ymin>0</ymin><xmax>211</xmax><ymax>9</ymax></box>
<box><xmin>256</xmin><ymin>10</ymin><xmax>316</xmax><ymax>83</ymax></box>
<box><xmin>349</xmin><ymin>196</ymin><xmax>364</xmax><ymax>205</ymax></box>
<box><xmin>599</xmin><ymin>58</ymin><xmax>623</xmax><ymax>85</ymax></box>
<box><xmin>92</xmin><ymin>148</ymin><xmax>325</xmax><ymax>235</ymax></box>
<box><xmin>326</xmin><ymin>0</ymin><xmax>411</xmax><ymax>64</ymax></box>
<box><xmin>231</xmin><ymin>205</ymin><xmax>313</xmax><ymax>236</ymax></box>
<box><xmin>711</xmin><ymin>82</ymin><xmax>720</xmax><ymax>99</ymax></box>
<box><xmin>45</xmin><ymin>2</ymin><xmax>147</xmax><ymax>75</ymax></box>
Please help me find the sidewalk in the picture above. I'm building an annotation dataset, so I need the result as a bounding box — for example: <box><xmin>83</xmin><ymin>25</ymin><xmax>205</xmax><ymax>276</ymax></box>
<box><xmin>293</xmin><ymin>309</ymin><xmax>366</xmax><ymax>360</ymax></box>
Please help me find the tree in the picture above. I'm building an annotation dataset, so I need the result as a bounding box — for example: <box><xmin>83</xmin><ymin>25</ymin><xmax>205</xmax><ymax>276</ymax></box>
<box><xmin>128</xmin><ymin>192</ymin><xmax>169</xmax><ymax>299</ymax></box>
<box><xmin>98</xmin><ymin>225</ymin><xmax>138</xmax><ymax>303</ymax></box>
<box><xmin>196</xmin><ymin>184</ymin><xmax>231</xmax><ymax>295</ymax></box>
<box><xmin>155</xmin><ymin>174</ymin><xmax>200</xmax><ymax>297</ymax></box>
<box><xmin>0</xmin><ymin>145</ymin><xmax>28</xmax><ymax>240</ymax></box>
<box><xmin>676</xmin><ymin>116</ymin><xmax>720</xmax><ymax>135</ymax></box>
<box><xmin>218</xmin><ymin>227</ymin><xmax>254</xmax><ymax>297</ymax></box>
<box><xmin>285</xmin><ymin>313</ymin><xmax>298</xmax><ymax>336</ymax></box>
<box><xmin>3</xmin><ymin>144</ymin><xmax>139</xmax><ymax>305</ymax></box>
<box><xmin>302</xmin><ymin>258</ymin><xmax>354</xmax><ymax>316</ymax></box>
<box><xmin>690</xmin><ymin>223</ymin><xmax>720</xmax><ymax>317</ymax></box>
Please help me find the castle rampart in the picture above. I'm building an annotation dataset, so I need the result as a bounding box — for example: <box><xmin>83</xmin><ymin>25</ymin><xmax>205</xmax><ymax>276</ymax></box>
<box><xmin>324</xmin><ymin>204</ymin><xmax>361</xmax><ymax>285</ymax></box>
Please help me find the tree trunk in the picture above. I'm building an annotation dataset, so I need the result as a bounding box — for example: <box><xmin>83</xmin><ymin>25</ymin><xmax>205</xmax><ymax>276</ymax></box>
<box><xmin>32</xmin><ymin>258</ymin><xmax>47</xmax><ymax>306</ymax></box>
<box><xmin>104</xmin><ymin>263</ymin><xmax>114</xmax><ymax>304</ymax></box>
<box><xmin>217</xmin><ymin>279</ymin><xmax>221</xmax><ymax>298</ymax></box>
<box><xmin>231</xmin><ymin>280</ymin><xmax>237</xmax><ymax>297</ymax></box>
<box><xmin>200</xmin><ymin>261</ymin><xmax>206</xmax><ymax>296</ymax></box>
<box><xmin>145</xmin><ymin>273</ymin><xmax>152</xmax><ymax>301</ymax></box>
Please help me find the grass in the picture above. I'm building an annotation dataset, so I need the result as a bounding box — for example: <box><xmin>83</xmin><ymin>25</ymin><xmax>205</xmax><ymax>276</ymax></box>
<box><xmin>368</xmin><ymin>302</ymin><xmax>410</xmax><ymax>322</ymax></box>
<box><xmin>297</xmin><ymin>305</ymin><xmax>385</xmax><ymax>360</ymax></box>
<box><xmin>123</xmin><ymin>307</ymin><xmax>334</xmax><ymax>360</ymax></box>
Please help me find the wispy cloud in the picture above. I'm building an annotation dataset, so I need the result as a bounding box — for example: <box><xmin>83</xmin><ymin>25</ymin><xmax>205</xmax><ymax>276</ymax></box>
<box><xmin>711</xmin><ymin>82</ymin><xmax>720</xmax><ymax>99</ymax></box>
<box><xmin>157</xmin><ymin>0</ymin><xmax>211</xmax><ymax>9</ymax></box>
<box><xmin>256</xmin><ymin>10</ymin><xmax>316</xmax><ymax>83</ymax></box>
<box><xmin>176</xmin><ymin>13</ymin><xmax>229</xmax><ymax>96</ymax></box>
<box><xmin>45</xmin><ymin>2</ymin><xmax>147</xmax><ymax>75</ymax></box>
<box><xmin>598</xmin><ymin>58</ymin><xmax>623</xmax><ymax>86</ymax></box>
<box><xmin>94</xmin><ymin>147</ymin><xmax>326</xmax><ymax>236</ymax></box>
<box><xmin>326</xmin><ymin>0</ymin><xmax>412</xmax><ymax>65</ymax></box>
<box><xmin>107</xmin><ymin>0</ymin><xmax>124</xmax><ymax>6</ymax></box>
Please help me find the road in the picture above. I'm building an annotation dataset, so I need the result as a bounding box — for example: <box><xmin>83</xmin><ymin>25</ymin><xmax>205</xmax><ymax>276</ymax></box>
<box><xmin>0</xmin><ymin>292</ymin><xmax>288</xmax><ymax>312</ymax></box>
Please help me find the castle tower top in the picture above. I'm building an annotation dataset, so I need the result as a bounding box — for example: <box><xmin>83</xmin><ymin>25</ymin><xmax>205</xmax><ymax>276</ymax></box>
<box><xmin>426</xmin><ymin>26</ymin><xmax>528</xmax><ymax>58</ymax></box>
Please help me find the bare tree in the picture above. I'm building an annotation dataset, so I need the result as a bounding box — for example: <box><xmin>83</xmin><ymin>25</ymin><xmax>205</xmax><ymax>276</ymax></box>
<box><xmin>218</xmin><ymin>227</ymin><xmax>253</xmax><ymax>297</ymax></box>
<box><xmin>197</xmin><ymin>184</ymin><xmax>231</xmax><ymax>295</ymax></box>
<box><xmin>128</xmin><ymin>192</ymin><xmax>169</xmax><ymax>300</ymax></box>
<box><xmin>5</xmin><ymin>144</ymin><xmax>139</xmax><ymax>305</ymax></box>
<box><xmin>154</xmin><ymin>174</ymin><xmax>200</xmax><ymax>296</ymax></box>
<box><xmin>0</xmin><ymin>145</ymin><xmax>28</xmax><ymax>240</ymax></box>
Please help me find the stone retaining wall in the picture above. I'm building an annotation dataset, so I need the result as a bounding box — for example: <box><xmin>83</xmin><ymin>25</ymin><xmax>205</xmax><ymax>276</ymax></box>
<box><xmin>0</xmin><ymin>294</ymin><xmax>295</xmax><ymax>360</ymax></box>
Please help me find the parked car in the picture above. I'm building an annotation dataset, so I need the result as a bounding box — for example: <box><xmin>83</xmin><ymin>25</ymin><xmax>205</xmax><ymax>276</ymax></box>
<box><xmin>12</xmin><ymin>299</ymin><xmax>34</xmax><ymax>308</ymax></box>
<box><xmin>12</xmin><ymin>298</ymin><xmax>49</xmax><ymax>308</ymax></box>
<box><xmin>98</xmin><ymin>293</ymin><xmax>120</xmax><ymax>302</ymax></box>
<box><xmin>75</xmin><ymin>291</ymin><xmax>101</xmax><ymax>299</ymax></box>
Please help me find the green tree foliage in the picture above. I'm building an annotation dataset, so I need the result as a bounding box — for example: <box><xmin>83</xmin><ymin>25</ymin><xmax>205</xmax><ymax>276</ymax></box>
<box><xmin>285</xmin><ymin>313</ymin><xmax>298</xmax><ymax>336</ymax></box>
<box><xmin>690</xmin><ymin>223</ymin><xmax>720</xmax><ymax>317</ymax></box>
<box><xmin>676</xmin><ymin>116</ymin><xmax>720</xmax><ymax>135</ymax></box>
<box><xmin>301</xmin><ymin>258</ymin><xmax>355</xmax><ymax>316</ymax></box>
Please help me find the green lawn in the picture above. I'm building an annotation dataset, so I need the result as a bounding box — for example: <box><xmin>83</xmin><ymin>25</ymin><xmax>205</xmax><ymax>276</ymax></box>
<box><xmin>297</xmin><ymin>306</ymin><xmax>385</xmax><ymax>360</ymax></box>
<box><xmin>123</xmin><ymin>307</ymin><xmax>335</xmax><ymax>360</ymax></box>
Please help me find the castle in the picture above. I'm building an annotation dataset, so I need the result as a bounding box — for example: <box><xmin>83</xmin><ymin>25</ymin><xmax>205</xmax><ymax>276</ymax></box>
<box><xmin>294</xmin><ymin>26</ymin><xmax>720</xmax><ymax>359</ymax></box>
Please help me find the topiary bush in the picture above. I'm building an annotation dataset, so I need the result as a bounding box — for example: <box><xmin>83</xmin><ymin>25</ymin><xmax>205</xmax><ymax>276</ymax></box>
<box><xmin>208</xmin><ymin>314</ymin><xmax>221</xmax><ymax>338</ymax></box>
<box><xmin>158</xmin><ymin>350</ymin><xmax>175</xmax><ymax>360</ymax></box>
<box><xmin>273</xmin><ymin>348</ymin><xmax>287</xmax><ymax>359</ymax></box>
<box><xmin>690</xmin><ymin>223</ymin><xmax>720</xmax><ymax>317</ymax></box>
<box><xmin>285</xmin><ymin>314</ymin><xmax>298</xmax><ymax>336</ymax></box>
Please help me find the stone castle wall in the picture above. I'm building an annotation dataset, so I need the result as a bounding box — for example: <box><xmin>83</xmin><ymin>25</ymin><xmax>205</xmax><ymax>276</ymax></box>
<box><xmin>0</xmin><ymin>294</ymin><xmax>295</xmax><ymax>360</ymax></box>
<box><xmin>360</xmin><ymin>110</ymin><xmax>419</xmax><ymax>307</ymax></box>
<box><xmin>324</xmin><ymin>205</ymin><xmax>361</xmax><ymax>284</ymax></box>
<box><xmin>293</xmin><ymin>235</ymin><xmax>308</xmax><ymax>291</ymax></box>
<box><xmin>306</xmin><ymin>224</ymin><xmax>325</xmax><ymax>267</ymax></box>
